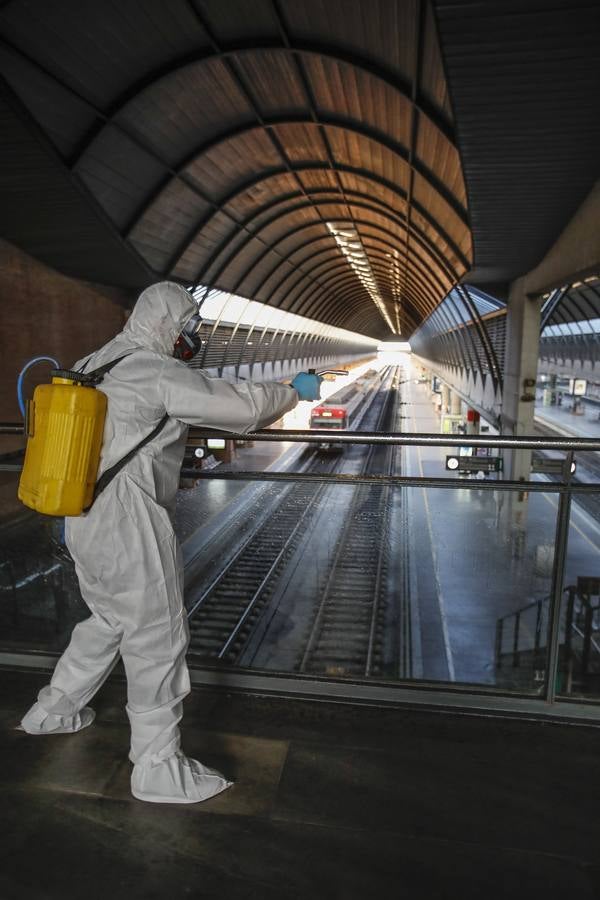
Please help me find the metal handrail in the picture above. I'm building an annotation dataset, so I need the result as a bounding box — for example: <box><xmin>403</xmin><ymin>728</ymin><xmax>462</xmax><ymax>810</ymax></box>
<box><xmin>2</xmin><ymin>416</ymin><xmax>599</xmax><ymax>708</ymax></box>
<box><xmin>178</xmin><ymin>469</ymin><xmax>600</xmax><ymax>493</ymax></box>
<box><xmin>2</xmin><ymin>420</ymin><xmax>600</xmax><ymax>451</ymax></box>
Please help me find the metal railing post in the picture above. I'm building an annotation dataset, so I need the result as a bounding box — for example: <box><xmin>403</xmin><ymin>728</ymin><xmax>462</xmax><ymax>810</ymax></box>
<box><xmin>512</xmin><ymin>612</ymin><xmax>521</xmax><ymax>668</ymax></box>
<box><xmin>544</xmin><ymin>451</ymin><xmax>575</xmax><ymax>703</ymax></box>
<box><xmin>495</xmin><ymin>618</ymin><xmax>503</xmax><ymax>669</ymax></box>
<box><xmin>534</xmin><ymin>599</ymin><xmax>543</xmax><ymax>667</ymax></box>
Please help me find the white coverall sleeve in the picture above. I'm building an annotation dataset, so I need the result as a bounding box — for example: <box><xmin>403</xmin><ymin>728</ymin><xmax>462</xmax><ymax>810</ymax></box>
<box><xmin>158</xmin><ymin>361</ymin><xmax>298</xmax><ymax>432</ymax></box>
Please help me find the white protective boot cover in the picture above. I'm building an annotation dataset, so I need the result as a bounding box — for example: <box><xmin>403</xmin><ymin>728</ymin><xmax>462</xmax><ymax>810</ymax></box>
<box><xmin>131</xmin><ymin>751</ymin><xmax>233</xmax><ymax>804</ymax></box>
<box><xmin>20</xmin><ymin>691</ymin><xmax>95</xmax><ymax>735</ymax></box>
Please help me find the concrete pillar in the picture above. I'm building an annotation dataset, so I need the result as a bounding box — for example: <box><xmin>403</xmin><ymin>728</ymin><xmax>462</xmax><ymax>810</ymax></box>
<box><xmin>441</xmin><ymin>383</ymin><xmax>450</xmax><ymax>414</ymax></box>
<box><xmin>501</xmin><ymin>276</ymin><xmax>543</xmax><ymax>480</ymax></box>
<box><xmin>450</xmin><ymin>391</ymin><xmax>462</xmax><ymax>416</ymax></box>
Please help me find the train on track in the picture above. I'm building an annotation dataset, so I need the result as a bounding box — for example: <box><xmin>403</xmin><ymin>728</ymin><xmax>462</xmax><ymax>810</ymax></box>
<box><xmin>310</xmin><ymin>368</ymin><xmax>388</xmax><ymax>451</ymax></box>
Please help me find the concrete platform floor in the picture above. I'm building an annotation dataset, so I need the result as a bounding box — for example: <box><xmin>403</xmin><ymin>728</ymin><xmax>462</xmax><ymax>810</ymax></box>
<box><xmin>535</xmin><ymin>401</ymin><xmax>600</xmax><ymax>439</ymax></box>
<box><xmin>1</xmin><ymin>670</ymin><xmax>600</xmax><ymax>899</ymax></box>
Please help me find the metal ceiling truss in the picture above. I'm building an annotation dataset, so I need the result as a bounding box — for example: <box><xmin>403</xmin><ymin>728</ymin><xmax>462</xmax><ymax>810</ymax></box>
<box><xmin>0</xmin><ymin>1</ymin><xmax>470</xmax><ymax>338</ymax></box>
<box><xmin>232</xmin><ymin>215</ymin><xmax>443</xmax><ymax>307</ymax></box>
<box><xmin>457</xmin><ymin>285</ymin><xmax>503</xmax><ymax>388</ymax></box>
<box><xmin>263</xmin><ymin>251</ymin><xmax>432</xmax><ymax>333</ymax></box>
<box><xmin>240</xmin><ymin>217</ymin><xmax>451</xmax><ymax>313</ymax></box>
<box><xmin>291</xmin><ymin>253</ymin><xmax>440</xmax><ymax>327</ymax></box>
<box><xmin>199</xmin><ymin>186</ymin><xmax>461</xmax><ymax>299</ymax></box>
<box><xmin>148</xmin><ymin>114</ymin><xmax>468</xmax><ymax>267</ymax></box>
<box><xmin>279</xmin><ymin>247</ymin><xmax>441</xmax><ymax>318</ymax></box>
<box><xmin>64</xmin><ymin>36</ymin><xmax>456</xmax><ymax>166</ymax></box>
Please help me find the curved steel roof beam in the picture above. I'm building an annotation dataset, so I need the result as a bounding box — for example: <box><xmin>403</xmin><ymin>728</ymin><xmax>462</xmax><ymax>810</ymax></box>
<box><xmin>269</xmin><ymin>271</ymin><xmax>381</xmax><ymax>333</ymax></box>
<box><xmin>70</xmin><ymin>42</ymin><xmax>456</xmax><ymax>165</ymax></box>
<box><xmin>288</xmin><ymin>249</ymin><xmax>443</xmax><ymax>321</ymax></box>
<box><xmin>263</xmin><ymin>231</ymin><xmax>448</xmax><ymax>323</ymax></box>
<box><xmin>243</xmin><ymin>216</ymin><xmax>451</xmax><ymax>309</ymax></box>
<box><xmin>201</xmin><ymin>188</ymin><xmax>459</xmax><ymax>293</ymax></box>
<box><xmin>303</xmin><ymin>277</ymin><xmax>421</xmax><ymax>335</ymax></box>
<box><xmin>125</xmin><ymin>115</ymin><xmax>468</xmax><ymax>244</ymax></box>
<box><xmin>290</xmin><ymin>253</ymin><xmax>437</xmax><ymax>325</ymax></box>
<box><xmin>222</xmin><ymin>200</ymin><xmax>446</xmax><ymax>302</ymax></box>
<box><xmin>176</xmin><ymin>162</ymin><xmax>467</xmax><ymax>281</ymax></box>
<box><xmin>297</xmin><ymin>263</ymin><xmax>435</xmax><ymax>325</ymax></box>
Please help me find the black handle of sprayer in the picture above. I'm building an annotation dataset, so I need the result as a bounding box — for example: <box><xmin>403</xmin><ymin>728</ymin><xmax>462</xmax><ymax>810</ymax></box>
<box><xmin>309</xmin><ymin>368</ymin><xmax>349</xmax><ymax>377</ymax></box>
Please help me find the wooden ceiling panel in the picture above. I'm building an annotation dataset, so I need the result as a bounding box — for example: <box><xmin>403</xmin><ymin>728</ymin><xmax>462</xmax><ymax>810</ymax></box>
<box><xmin>298</xmin><ymin>169</ymin><xmax>339</xmax><ymax>193</ymax></box>
<box><xmin>192</xmin><ymin>0</ymin><xmax>279</xmax><ymax>44</ymax></box>
<box><xmin>337</xmin><ymin>172</ymin><xmax>409</xmax><ymax>220</ymax></box>
<box><xmin>75</xmin><ymin>125</ymin><xmax>168</xmax><ymax>230</ymax></box>
<box><xmin>420</xmin><ymin>1</ymin><xmax>452</xmax><ymax>121</ymax></box>
<box><xmin>325</xmin><ymin>126</ymin><xmax>411</xmax><ymax>194</ymax></box>
<box><xmin>0</xmin><ymin>0</ymin><xmax>203</xmax><ymax>109</ymax></box>
<box><xmin>233</xmin><ymin>51</ymin><xmax>307</xmax><ymax>116</ymax></box>
<box><xmin>225</xmin><ymin>172</ymin><xmax>301</xmax><ymax>221</ymax></box>
<box><xmin>185</xmin><ymin>130</ymin><xmax>282</xmax><ymax>201</ymax></box>
<box><xmin>0</xmin><ymin>0</ymin><xmax>476</xmax><ymax>339</ymax></box>
<box><xmin>0</xmin><ymin>46</ymin><xmax>98</xmax><ymax>158</ymax></box>
<box><xmin>172</xmin><ymin>210</ymin><xmax>237</xmax><ymax>283</ymax></box>
<box><xmin>129</xmin><ymin>178</ymin><xmax>214</xmax><ymax>271</ymax></box>
<box><xmin>271</xmin><ymin>123</ymin><xmax>329</xmax><ymax>165</ymax></box>
<box><xmin>416</xmin><ymin>116</ymin><xmax>466</xmax><ymax>208</ymax></box>
<box><xmin>115</xmin><ymin>59</ymin><xmax>252</xmax><ymax>168</ymax></box>
<box><xmin>412</xmin><ymin>172</ymin><xmax>468</xmax><ymax>254</ymax></box>
<box><xmin>257</xmin><ymin>206</ymin><xmax>323</xmax><ymax>247</ymax></box>
<box><xmin>304</xmin><ymin>56</ymin><xmax>412</xmax><ymax>150</ymax></box>
<box><xmin>281</xmin><ymin>0</ymin><xmax>418</xmax><ymax>88</ymax></box>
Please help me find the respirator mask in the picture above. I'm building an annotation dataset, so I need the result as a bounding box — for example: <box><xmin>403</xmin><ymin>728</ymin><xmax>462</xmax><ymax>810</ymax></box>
<box><xmin>173</xmin><ymin>313</ymin><xmax>203</xmax><ymax>361</ymax></box>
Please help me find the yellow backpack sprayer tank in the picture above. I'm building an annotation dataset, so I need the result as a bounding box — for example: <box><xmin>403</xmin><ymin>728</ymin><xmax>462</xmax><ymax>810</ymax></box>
<box><xmin>18</xmin><ymin>368</ymin><xmax>110</xmax><ymax>516</ymax></box>
<box><xmin>17</xmin><ymin>354</ymin><xmax>169</xmax><ymax>517</ymax></box>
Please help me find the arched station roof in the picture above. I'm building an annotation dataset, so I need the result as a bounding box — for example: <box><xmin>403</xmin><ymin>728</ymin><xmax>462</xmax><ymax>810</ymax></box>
<box><xmin>0</xmin><ymin>0</ymin><xmax>471</xmax><ymax>340</ymax></box>
<box><xmin>2</xmin><ymin>2</ymin><xmax>597</xmax><ymax>341</ymax></box>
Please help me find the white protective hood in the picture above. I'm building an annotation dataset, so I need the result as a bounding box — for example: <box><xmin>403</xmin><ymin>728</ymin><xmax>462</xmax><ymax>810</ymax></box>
<box><xmin>121</xmin><ymin>281</ymin><xmax>197</xmax><ymax>356</ymax></box>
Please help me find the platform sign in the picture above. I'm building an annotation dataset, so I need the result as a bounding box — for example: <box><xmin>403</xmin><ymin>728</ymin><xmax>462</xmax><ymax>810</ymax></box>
<box><xmin>568</xmin><ymin>378</ymin><xmax>587</xmax><ymax>396</ymax></box>
<box><xmin>445</xmin><ymin>455</ymin><xmax>502</xmax><ymax>474</ymax></box>
<box><xmin>440</xmin><ymin>413</ymin><xmax>465</xmax><ymax>435</ymax></box>
<box><xmin>531</xmin><ymin>455</ymin><xmax>577</xmax><ymax>475</ymax></box>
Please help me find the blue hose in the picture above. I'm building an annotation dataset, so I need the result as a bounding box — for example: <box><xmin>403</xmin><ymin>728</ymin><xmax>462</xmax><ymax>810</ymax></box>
<box><xmin>17</xmin><ymin>356</ymin><xmax>60</xmax><ymax>418</ymax></box>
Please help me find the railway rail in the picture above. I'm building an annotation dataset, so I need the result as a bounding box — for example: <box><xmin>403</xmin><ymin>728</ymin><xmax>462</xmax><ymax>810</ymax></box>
<box><xmin>298</xmin><ymin>373</ymin><xmax>402</xmax><ymax>677</ymax></box>
<box><xmin>186</xmin><ymin>367</ymin><xmax>399</xmax><ymax>666</ymax></box>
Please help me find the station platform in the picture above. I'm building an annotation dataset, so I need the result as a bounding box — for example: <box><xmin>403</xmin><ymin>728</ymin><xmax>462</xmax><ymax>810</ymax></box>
<box><xmin>2</xmin><ymin>668</ymin><xmax>600</xmax><ymax>899</ymax></box>
<box><xmin>535</xmin><ymin>401</ymin><xmax>600</xmax><ymax>440</ymax></box>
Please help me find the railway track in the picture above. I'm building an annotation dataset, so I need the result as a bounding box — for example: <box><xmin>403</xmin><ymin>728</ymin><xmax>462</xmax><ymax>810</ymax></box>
<box><xmin>534</xmin><ymin>420</ymin><xmax>600</xmax><ymax>520</ymax></box>
<box><xmin>298</xmin><ymin>371</ymin><xmax>403</xmax><ymax>677</ymax></box>
<box><xmin>186</xmin><ymin>453</ymin><xmax>338</xmax><ymax>661</ymax></box>
<box><xmin>186</xmin><ymin>367</ymin><xmax>396</xmax><ymax>663</ymax></box>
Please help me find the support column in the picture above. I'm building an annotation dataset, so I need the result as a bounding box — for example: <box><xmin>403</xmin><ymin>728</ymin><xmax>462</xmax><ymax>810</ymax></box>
<box><xmin>501</xmin><ymin>276</ymin><xmax>544</xmax><ymax>480</ymax></box>
<box><xmin>441</xmin><ymin>383</ymin><xmax>450</xmax><ymax>414</ymax></box>
<box><xmin>450</xmin><ymin>391</ymin><xmax>462</xmax><ymax>416</ymax></box>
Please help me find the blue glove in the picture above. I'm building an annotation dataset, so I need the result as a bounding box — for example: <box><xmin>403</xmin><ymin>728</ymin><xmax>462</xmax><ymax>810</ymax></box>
<box><xmin>291</xmin><ymin>372</ymin><xmax>323</xmax><ymax>402</ymax></box>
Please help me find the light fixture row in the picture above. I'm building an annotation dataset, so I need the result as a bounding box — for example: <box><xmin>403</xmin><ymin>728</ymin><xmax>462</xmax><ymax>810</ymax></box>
<box><xmin>327</xmin><ymin>222</ymin><xmax>397</xmax><ymax>334</ymax></box>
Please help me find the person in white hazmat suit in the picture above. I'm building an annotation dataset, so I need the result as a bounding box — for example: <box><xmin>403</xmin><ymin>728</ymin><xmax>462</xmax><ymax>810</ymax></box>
<box><xmin>20</xmin><ymin>281</ymin><xmax>322</xmax><ymax>804</ymax></box>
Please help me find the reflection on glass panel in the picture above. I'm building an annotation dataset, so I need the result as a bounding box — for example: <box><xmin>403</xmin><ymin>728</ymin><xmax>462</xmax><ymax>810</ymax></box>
<box><xmin>184</xmin><ymin>479</ymin><xmax>559</xmax><ymax>693</ymax></box>
<box><xmin>0</xmin><ymin>473</ymin><xmax>87</xmax><ymax>652</ymax></box>
<box><xmin>6</xmin><ymin>461</ymin><xmax>598</xmax><ymax>699</ymax></box>
<box><xmin>558</xmin><ymin>488</ymin><xmax>600</xmax><ymax>699</ymax></box>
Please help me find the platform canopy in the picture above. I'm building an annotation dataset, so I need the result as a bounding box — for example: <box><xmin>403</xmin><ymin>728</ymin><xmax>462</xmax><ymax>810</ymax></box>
<box><xmin>0</xmin><ymin>1</ymin><xmax>597</xmax><ymax>339</ymax></box>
